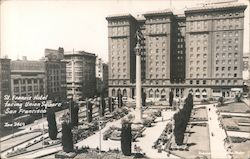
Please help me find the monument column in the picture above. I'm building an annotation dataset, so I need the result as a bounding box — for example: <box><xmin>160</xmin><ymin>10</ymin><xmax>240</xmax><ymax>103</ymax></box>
<box><xmin>134</xmin><ymin>42</ymin><xmax>142</xmax><ymax>123</ymax></box>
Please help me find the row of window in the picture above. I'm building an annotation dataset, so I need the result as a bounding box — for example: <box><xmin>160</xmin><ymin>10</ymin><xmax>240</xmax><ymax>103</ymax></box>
<box><xmin>190</xmin><ymin>60</ymin><xmax>207</xmax><ymax>65</ymax></box>
<box><xmin>147</xmin><ymin>24</ymin><xmax>168</xmax><ymax>34</ymax></box>
<box><xmin>108</xmin><ymin>20</ymin><xmax>127</xmax><ymax>25</ymax></box>
<box><xmin>215</xmin><ymin>52</ymin><xmax>238</xmax><ymax>58</ymax></box>
<box><xmin>190</xmin><ymin>40</ymin><xmax>208</xmax><ymax>46</ymax></box>
<box><xmin>148</xmin><ymin>55</ymin><xmax>166</xmax><ymax>60</ymax></box>
<box><xmin>215</xmin><ymin>66</ymin><xmax>238</xmax><ymax>71</ymax></box>
<box><xmin>190</xmin><ymin>53</ymin><xmax>207</xmax><ymax>58</ymax></box>
<box><xmin>111</xmin><ymin>56</ymin><xmax>126</xmax><ymax>61</ymax></box>
<box><xmin>215</xmin><ymin>24</ymin><xmax>240</xmax><ymax>30</ymax></box>
<box><xmin>215</xmin><ymin>45</ymin><xmax>238</xmax><ymax>51</ymax></box>
<box><xmin>189</xmin><ymin>74</ymin><xmax>207</xmax><ymax>78</ymax></box>
<box><xmin>216</xmin><ymin>38</ymin><xmax>239</xmax><ymax>44</ymax></box>
<box><xmin>14</xmin><ymin>85</ymin><xmax>43</xmax><ymax>92</ymax></box>
<box><xmin>190</xmin><ymin>47</ymin><xmax>208</xmax><ymax>52</ymax></box>
<box><xmin>13</xmin><ymin>79</ymin><xmax>44</xmax><ymax>85</ymax></box>
<box><xmin>216</xmin><ymin>31</ymin><xmax>239</xmax><ymax>37</ymax></box>
<box><xmin>149</xmin><ymin>74</ymin><xmax>166</xmax><ymax>79</ymax></box>
<box><xmin>189</xmin><ymin>79</ymin><xmax>238</xmax><ymax>85</ymax></box>
<box><xmin>215</xmin><ymin>60</ymin><xmax>238</xmax><ymax>65</ymax></box>
<box><xmin>215</xmin><ymin>73</ymin><xmax>238</xmax><ymax>78</ymax></box>
<box><xmin>109</xmin><ymin>27</ymin><xmax>129</xmax><ymax>36</ymax></box>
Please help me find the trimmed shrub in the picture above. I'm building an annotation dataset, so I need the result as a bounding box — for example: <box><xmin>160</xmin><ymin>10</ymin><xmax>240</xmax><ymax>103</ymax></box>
<box><xmin>121</xmin><ymin>122</ymin><xmax>132</xmax><ymax>156</ymax></box>
<box><xmin>47</xmin><ymin>107</ymin><xmax>58</xmax><ymax>140</ymax></box>
<box><xmin>62</xmin><ymin>122</ymin><xmax>74</xmax><ymax>153</ymax></box>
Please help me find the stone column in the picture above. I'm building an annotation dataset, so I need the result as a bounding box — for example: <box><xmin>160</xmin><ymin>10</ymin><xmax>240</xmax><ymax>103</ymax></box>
<box><xmin>134</xmin><ymin>43</ymin><xmax>142</xmax><ymax>123</ymax></box>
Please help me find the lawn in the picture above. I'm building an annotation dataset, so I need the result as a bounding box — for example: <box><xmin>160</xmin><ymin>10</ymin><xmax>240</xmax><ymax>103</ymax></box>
<box><xmin>171</xmin><ymin>125</ymin><xmax>211</xmax><ymax>159</ymax></box>
<box><xmin>218</xmin><ymin>102</ymin><xmax>250</xmax><ymax>113</ymax></box>
<box><xmin>192</xmin><ymin>108</ymin><xmax>208</xmax><ymax>120</ymax></box>
<box><xmin>231</xmin><ymin>140</ymin><xmax>250</xmax><ymax>159</ymax></box>
<box><xmin>222</xmin><ymin>117</ymin><xmax>250</xmax><ymax>132</ymax></box>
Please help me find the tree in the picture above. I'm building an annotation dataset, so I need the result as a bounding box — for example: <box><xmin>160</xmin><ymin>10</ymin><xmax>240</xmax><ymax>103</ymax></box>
<box><xmin>218</xmin><ymin>97</ymin><xmax>224</xmax><ymax>105</ymax></box>
<box><xmin>169</xmin><ymin>91</ymin><xmax>174</xmax><ymax>106</ymax></box>
<box><xmin>174</xmin><ymin>93</ymin><xmax>193</xmax><ymax>146</ymax></box>
<box><xmin>108</xmin><ymin>97</ymin><xmax>114</xmax><ymax>112</ymax></box>
<box><xmin>235</xmin><ymin>93</ymin><xmax>242</xmax><ymax>102</ymax></box>
<box><xmin>47</xmin><ymin>107</ymin><xmax>58</xmax><ymax>140</ymax></box>
<box><xmin>121</xmin><ymin>122</ymin><xmax>132</xmax><ymax>156</ymax></box>
<box><xmin>117</xmin><ymin>92</ymin><xmax>123</xmax><ymax>108</ymax></box>
<box><xmin>100</xmin><ymin>95</ymin><xmax>106</xmax><ymax>116</ymax></box>
<box><xmin>142</xmin><ymin>91</ymin><xmax>146</xmax><ymax>107</ymax></box>
<box><xmin>70</xmin><ymin>102</ymin><xmax>79</xmax><ymax>127</ymax></box>
<box><xmin>87</xmin><ymin>100</ymin><xmax>93</xmax><ymax>123</ymax></box>
<box><xmin>62</xmin><ymin>122</ymin><xmax>74</xmax><ymax>153</ymax></box>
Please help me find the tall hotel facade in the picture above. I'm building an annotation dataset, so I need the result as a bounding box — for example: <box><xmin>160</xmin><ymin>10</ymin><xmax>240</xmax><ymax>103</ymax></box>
<box><xmin>106</xmin><ymin>3</ymin><xmax>247</xmax><ymax>100</ymax></box>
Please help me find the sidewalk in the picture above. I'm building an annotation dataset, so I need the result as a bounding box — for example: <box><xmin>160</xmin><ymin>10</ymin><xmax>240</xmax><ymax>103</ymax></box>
<box><xmin>206</xmin><ymin>104</ymin><xmax>229</xmax><ymax>159</ymax></box>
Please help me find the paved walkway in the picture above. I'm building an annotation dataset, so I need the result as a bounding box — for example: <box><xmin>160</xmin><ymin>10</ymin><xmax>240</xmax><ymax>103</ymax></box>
<box><xmin>206</xmin><ymin>104</ymin><xmax>229</xmax><ymax>159</ymax></box>
<box><xmin>76</xmin><ymin>110</ymin><xmax>179</xmax><ymax>159</ymax></box>
<box><xmin>242</xmin><ymin>98</ymin><xmax>250</xmax><ymax>107</ymax></box>
<box><xmin>132</xmin><ymin>111</ymin><xmax>179</xmax><ymax>159</ymax></box>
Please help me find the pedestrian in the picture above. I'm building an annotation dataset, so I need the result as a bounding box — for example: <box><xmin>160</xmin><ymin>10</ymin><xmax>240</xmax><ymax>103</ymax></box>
<box><xmin>208</xmin><ymin>108</ymin><xmax>210</xmax><ymax>111</ymax></box>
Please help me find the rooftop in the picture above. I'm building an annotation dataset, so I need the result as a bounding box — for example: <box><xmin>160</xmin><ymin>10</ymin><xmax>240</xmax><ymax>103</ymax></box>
<box><xmin>64</xmin><ymin>50</ymin><xmax>96</xmax><ymax>57</ymax></box>
<box><xmin>185</xmin><ymin>3</ymin><xmax>247</xmax><ymax>13</ymax></box>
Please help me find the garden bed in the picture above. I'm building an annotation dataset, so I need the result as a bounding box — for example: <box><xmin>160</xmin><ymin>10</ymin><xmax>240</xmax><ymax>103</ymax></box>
<box><xmin>169</xmin><ymin>125</ymin><xmax>211</xmax><ymax>159</ymax></box>
<box><xmin>222</xmin><ymin>117</ymin><xmax>250</xmax><ymax>132</ymax></box>
<box><xmin>230</xmin><ymin>140</ymin><xmax>250</xmax><ymax>159</ymax></box>
<box><xmin>218</xmin><ymin>102</ymin><xmax>250</xmax><ymax>113</ymax></box>
<box><xmin>190</xmin><ymin>108</ymin><xmax>208</xmax><ymax>122</ymax></box>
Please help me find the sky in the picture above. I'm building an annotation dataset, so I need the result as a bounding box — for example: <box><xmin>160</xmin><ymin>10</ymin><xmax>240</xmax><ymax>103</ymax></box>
<box><xmin>1</xmin><ymin>0</ymin><xmax>249</xmax><ymax>63</ymax></box>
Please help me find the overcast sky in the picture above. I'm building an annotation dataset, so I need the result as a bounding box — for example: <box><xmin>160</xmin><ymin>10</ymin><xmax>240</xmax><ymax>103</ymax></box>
<box><xmin>1</xmin><ymin>0</ymin><xmax>249</xmax><ymax>62</ymax></box>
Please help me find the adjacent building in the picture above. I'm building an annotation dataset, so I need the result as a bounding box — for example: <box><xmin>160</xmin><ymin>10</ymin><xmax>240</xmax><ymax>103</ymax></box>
<box><xmin>11</xmin><ymin>57</ymin><xmax>46</xmax><ymax>97</ymax></box>
<box><xmin>0</xmin><ymin>58</ymin><xmax>11</xmax><ymax>114</ymax></box>
<box><xmin>96</xmin><ymin>57</ymin><xmax>109</xmax><ymax>97</ymax></box>
<box><xmin>44</xmin><ymin>47</ymin><xmax>67</xmax><ymax>102</ymax></box>
<box><xmin>106</xmin><ymin>2</ymin><xmax>247</xmax><ymax>100</ymax></box>
<box><xmin>64</xmin><ymin>51</ymin><xmax>96</xmax><ymax>100</ymax></box>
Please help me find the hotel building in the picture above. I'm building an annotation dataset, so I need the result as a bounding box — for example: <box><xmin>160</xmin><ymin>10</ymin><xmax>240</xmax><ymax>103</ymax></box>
<box><xmin>106</xmin><ymin>3</ymin><xmax>247</xmax><ymax>100</ymax></box>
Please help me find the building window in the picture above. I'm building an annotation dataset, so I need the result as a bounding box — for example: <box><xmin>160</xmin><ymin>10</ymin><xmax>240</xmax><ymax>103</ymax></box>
<box><xmin>234</xmin><ymin>60</ymin><xmax>237</xmax><ymax>65</ymax></box>
<box><xmin>228</xmin><ymin>67</ymin><xmax>231</xmax><ymax>71</ymax></box>
<box><xmin>196</xmin><ymin>80</ymin><xmax>200</xmax><ymax>84</ymax></box>
<box><xmin>190</xmin><ymin>80</ymin><xmax>193</xmax><ymax>84</ymax></box>
<box><xmin>203</xmin><ymin>80</ymin><xmax>206</xmax><ymax>84</ymax></box>
<box><xmin>14</xmin><ymin>79</ymin><xmax>19</xmax><ymax>85</ymax></box>
<box><xmin>234</xmin><ymin>73</ymin><xmax>237</xmax><ymax>77</ymax></box>
<box><xmin>216</xmin><ymin>53</ymin><xmax>219</xmax><ymax>58</ymax></box>
<box><xmin>216</xmin><ymin>67</ymin><xmax>219</xmax><ymax>71</ymax></box>
<box><xmin>234</xmin><ymin>66</ymin><xmax>237</xmax><ymax>70</ymax></box>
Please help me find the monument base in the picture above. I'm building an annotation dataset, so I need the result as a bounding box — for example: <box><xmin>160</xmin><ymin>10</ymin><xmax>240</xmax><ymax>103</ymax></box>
<box><xmin>133</xmin><ymin>107</ymin><xmax>143</xmax><ymax>124</ymax></box>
